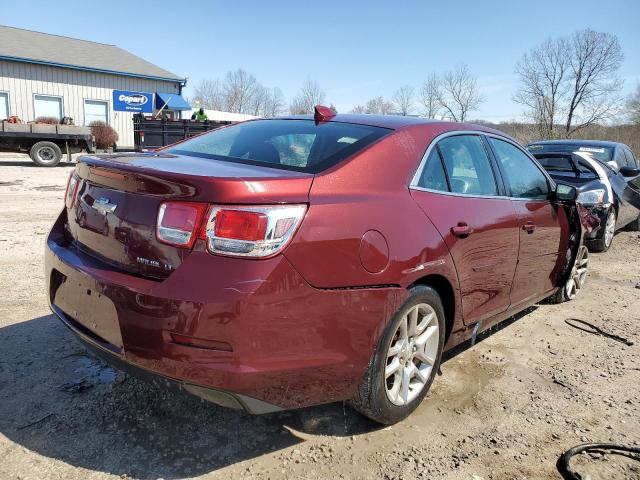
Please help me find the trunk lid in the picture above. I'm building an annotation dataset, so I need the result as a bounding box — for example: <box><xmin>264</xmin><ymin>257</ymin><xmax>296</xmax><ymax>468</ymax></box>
<box><xmin>66</xmin><ymin>152</ymin><xmax>313</xmax><ymax>279</ymax></box>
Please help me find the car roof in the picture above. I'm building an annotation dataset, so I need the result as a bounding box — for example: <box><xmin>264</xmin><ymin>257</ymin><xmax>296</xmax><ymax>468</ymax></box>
<box><xmin>527</xmin><ymin>139</ymin><xmax>623</xmax><ymax>148</ymax></box>
<box><xmin>276</xmin><ymin>113</ymin><xmax>508</xmax><ymax>136</ymax></box>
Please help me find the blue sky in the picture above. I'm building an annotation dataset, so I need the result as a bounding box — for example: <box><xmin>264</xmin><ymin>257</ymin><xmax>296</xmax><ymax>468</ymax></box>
<box><xmin>2</xmin><ymin>0</ymin><xmax>639</xmax><ymax>121</ymax></box>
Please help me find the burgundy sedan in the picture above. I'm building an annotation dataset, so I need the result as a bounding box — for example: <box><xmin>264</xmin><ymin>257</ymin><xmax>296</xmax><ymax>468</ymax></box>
<box><xmin>45</xmin><ymin>108</ymin><xmax>588</xmax><ymax>424</ymax></box>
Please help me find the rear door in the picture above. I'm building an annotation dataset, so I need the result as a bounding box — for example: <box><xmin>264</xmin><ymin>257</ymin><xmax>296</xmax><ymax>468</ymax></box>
<box><xmin>410</xmin><ymin>134</ymin><xmax>519</xmax><ymax>325</ymax></box>
<box><xmin>487</xmin><ymin>136</ymin><xmax>567</xmax><ymax>306</ymax></box>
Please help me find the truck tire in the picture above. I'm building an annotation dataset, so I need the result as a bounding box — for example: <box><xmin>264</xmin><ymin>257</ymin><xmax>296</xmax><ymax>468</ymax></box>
<box><xmin>30</xmin><ymin>141</ymin><xmax>62</xmax><ymax>167</ymax></box>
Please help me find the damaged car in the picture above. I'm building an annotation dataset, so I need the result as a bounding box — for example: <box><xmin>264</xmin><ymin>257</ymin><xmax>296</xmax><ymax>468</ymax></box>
<box><xmin>46</xmin><ymin>108</ymin><xmax>592</xmax><ymax>425</ymax></box>
<box><xmin>528</xmin><ymin>141</ymin><xmax>640</xmax><ymax>252</ymax></box>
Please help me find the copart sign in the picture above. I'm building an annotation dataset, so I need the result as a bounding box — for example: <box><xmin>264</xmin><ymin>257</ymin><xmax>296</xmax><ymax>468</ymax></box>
<box><xmin>113</xmin><ymin>90</ymin><xmax>153</xmax><ymax>113</ymax></box>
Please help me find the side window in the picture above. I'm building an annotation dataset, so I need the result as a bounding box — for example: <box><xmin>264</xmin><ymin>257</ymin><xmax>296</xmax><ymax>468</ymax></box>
<box><xmin>437</xmin><ymin>135</ymin><xmax>498</xmax><ymax>195</ymax></box>
<box><xmin>489</xmin><ymin>138</ymin><xmax>550</xmax><ymax>200</ymax></box>
<box><xmin>417</xmin><ymin>148</ymin><xmax>449</xmax><ymax>192</ymax></box>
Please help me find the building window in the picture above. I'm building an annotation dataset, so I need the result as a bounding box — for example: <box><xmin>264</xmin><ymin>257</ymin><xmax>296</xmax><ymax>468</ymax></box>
<box><xmin>84</xmin><ymin>100</ymin><xmax>108</xmax><ymax>125</ymax></box>
<box><xmin>34</xmin><ymin>94</ymin><xmax>63</xmax><ymax>120</ymax></box>
<box><xmin>0</xmin><ymin>92</ymin><xmax>8</xmax><ymax>120</ymax></box>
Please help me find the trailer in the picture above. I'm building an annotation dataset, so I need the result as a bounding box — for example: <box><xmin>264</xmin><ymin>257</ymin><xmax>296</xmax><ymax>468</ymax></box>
<box><xmin>0</xmin><ymin>122</ymin><xmax>95</xmax><ymax>167</ymax></box>
<box><xmin>133</xmin><ymin>114</ymin><xmax>231</xmax><ymax>151</ymax></box>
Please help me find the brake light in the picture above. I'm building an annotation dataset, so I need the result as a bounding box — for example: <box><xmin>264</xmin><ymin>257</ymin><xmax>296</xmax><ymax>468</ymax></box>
<box><xmin>203</xmin><ymin>205</ymin><xmax>307</xmax><ymax>257</ymax></box>
<box><xmin>156</xmin><ymin>201</ymin><xmax>208</xmax><ymax>248</ymax></box>
<box><xmin>64</xmin><ymin>173</ymin><xmax>79</xmax><ymax>209</ymax></box>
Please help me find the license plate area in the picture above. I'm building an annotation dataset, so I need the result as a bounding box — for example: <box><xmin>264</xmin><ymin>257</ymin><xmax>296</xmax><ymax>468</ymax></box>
<box><xmin>52</xmin><ymin>270</ymin><xmax>124</xmax><ymax>350</ymax></box>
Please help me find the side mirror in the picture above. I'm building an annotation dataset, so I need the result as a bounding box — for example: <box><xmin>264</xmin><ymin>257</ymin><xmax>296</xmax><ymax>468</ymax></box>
<box><xmin>619</xmin><ymin>166</ymin><xmax>640</xmax><ymax>178</ymax></box>
<box><xmin>555</xmin><ymin>183</ymin><xmax>577</xmax><ymax>202</ymax></box>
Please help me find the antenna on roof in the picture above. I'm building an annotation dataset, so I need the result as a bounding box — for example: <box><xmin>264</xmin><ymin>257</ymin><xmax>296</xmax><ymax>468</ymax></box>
<box><xmin>314</xmin><ymin>105</ymin><xmax>336</xmax><ymax>123</ymax></box>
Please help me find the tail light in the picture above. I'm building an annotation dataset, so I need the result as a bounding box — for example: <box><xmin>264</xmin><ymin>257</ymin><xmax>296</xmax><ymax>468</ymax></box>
<box><xmin>64</xmin><ymin>173</ymin><xmax>80</xmax><ymax>209</ymax></box>
<box><xmin>157</xmin><ymin>201</ymin><xmax>208</xmax><ymax>248</ymax></box>
<box><xmin>203</xmin><ymin>205</ymin><xmax>306</xmax><ymax>257</ymax></box>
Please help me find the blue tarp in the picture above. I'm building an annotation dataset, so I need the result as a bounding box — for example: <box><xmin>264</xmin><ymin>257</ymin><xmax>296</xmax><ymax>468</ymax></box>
<box><xmin>155</xmin><ymin>92</ymin><xmax>191</xmax><ymax>110</ymax></box>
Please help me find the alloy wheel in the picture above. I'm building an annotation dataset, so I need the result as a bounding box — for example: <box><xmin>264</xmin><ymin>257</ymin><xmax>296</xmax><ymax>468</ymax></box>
<box><xmin>604</xmin><ymin>210</ymin><xmax>616</xmax><ymax>248</ymax></box>
<box><xmin>564</xmin><ymin>245</ymin><xmax>589</xmax><ymax>300</ymax></box>
<box><xmin>385</xmin><ymin>303</ymin><xmax>439</xmax><ymax>406</ymax></box>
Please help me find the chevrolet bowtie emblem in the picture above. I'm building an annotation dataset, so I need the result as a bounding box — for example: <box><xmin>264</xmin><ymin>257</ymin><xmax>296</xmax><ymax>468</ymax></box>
<box><xmin>92</xmin><ymin>197</ymin><xmax>117</xmax><ymax>215</ymax></box>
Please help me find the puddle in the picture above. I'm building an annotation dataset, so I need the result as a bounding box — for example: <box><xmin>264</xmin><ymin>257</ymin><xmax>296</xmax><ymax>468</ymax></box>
<box><xmin>33</xmin><ymin>185</ymin><xmax>65</xmax><ymax>191</ymax></box>
<box><xmin>74</xmin><ymin>356</ymin><xmax>117</xmax><ymax>384</ymax></box>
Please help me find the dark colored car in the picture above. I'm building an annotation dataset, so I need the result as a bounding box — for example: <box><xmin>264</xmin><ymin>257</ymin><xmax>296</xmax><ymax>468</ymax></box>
<box><xmin>46</xmin><ymin>109</ymin><xmax>589</xmax><ymax>425</ymax></box>
<box><xmin>527</xmin><ymin>140</ymin><xmax>640</xmax><ymax>252</ymax></box>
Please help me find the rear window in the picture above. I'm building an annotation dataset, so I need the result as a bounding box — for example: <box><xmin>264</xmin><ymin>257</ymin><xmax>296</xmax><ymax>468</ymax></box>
<box><xmin>535</xmin><ymin>155</ymin><xmax>596</xmax><ymax>177</ymax></box>
<box><xmin>527</xmin><ymin>143</ymin><xmax>613</xmax><ymax>163</ymax></box>
<box><xmin>166</xmin><ymin>119</ymin><xmax>391</xmax><ymax>173</ymax></box>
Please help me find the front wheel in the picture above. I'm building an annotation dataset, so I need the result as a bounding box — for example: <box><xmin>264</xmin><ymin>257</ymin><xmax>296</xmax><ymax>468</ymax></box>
<box><xmin>588</xmin><ymin>208</ymin><xmax>616</xmax><ymax>252</ymax></box>
<box><xmin>350</xmin><ymin>285</ymin><xmax>445</xmax><ymax>425</ymax></box>
<box><xmin>549</xmin><ymin>245</ymin><xmax>589</xmax><ymax>303</ymax></box>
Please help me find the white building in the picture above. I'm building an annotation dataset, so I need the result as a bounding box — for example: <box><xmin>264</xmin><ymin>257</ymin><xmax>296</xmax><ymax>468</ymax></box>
<box><xmin>0</xmin><ymin>25</ymin><xmax>190</xmax><ymax>149</ymax></box>
<box><xmin>184</xmin><ymin>108</ymin><xmax>259</xmax><ymax>122</ymax></box>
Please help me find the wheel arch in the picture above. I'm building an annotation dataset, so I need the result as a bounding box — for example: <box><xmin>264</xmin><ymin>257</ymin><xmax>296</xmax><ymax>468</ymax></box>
<box><xmin>410</xmin><ymin>274</ymin><xmax>456</xmax><ymax>344</ymax></box>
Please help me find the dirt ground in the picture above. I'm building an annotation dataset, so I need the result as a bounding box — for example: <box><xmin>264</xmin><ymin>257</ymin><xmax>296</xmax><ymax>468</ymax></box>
<box><xmin>0</xmin><ymin>154</ymin><xmax>638</xmax><ymax>480</ymax></box>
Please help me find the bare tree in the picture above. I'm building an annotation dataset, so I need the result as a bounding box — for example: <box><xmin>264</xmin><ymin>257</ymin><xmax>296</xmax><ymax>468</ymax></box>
<box><xmin>564</xmin><ymin>29</ymin><xmax>623</xmax><ymax>136</ymax></box>
<box><xmin>223</xmin><ymin>69</ymin><xmax>259</xmax><ymax>114</ymax></box>
<box><xmin>192</xmin><ymin>79</ymin><xmax>225</xmax><ymax>110</ymax></box>
<box><xmin>420</xmin><ymin>74</ymin><xmax>442</xmax><ymax>118</ymax></box>
<box><xmin>515</xmin><ymin>29</ymin><xmax>624</xmax><ymax>138</ymax></box>
<box><xmin>627</xmin><ymin>84</ymin><xmax>640</xmax><ymax>125</ymax></box>
<box><xmin>264</xmin><ymin>87</ymin><xmax>286</xmax><ymax>117</ymax></box>
<box><xmin>514</xmin><ymin>37</ymin><xmax>570</xmax><ymax>138</ymax></box>
<box><xmin>289</xmin><ymin>78</ymin><xmax>326</xmax><ymax>114</ymax></box>
<box><xmin>438</xmin><ymin>64</ymin><xmax>484</xmax><ymax>122</ymax></box>
<box><xmin>392</xmin><ymin>85</ymin><xmax>415</xmax><ymax>115</ymax></box>
<box><xmin>365</xmin><ymin>96</ymin><xmax>394</xmax><ymax>114</ymax></box>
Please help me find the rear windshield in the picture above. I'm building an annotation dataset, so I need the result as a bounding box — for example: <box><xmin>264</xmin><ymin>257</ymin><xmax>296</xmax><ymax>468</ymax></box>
<box><xmin>527</xmin><ymin>143</ymin><xmax>613</xmax><ymax>163</ymax></box>
<box><xmin>166</xmin><ymin>119</ymin><xmax>391</xmax><ymax>173</ymax></box>
<box><xmin>535</xmin><ymin>154</ymin><xmax>597</xmax><ymax>177</ymax></box>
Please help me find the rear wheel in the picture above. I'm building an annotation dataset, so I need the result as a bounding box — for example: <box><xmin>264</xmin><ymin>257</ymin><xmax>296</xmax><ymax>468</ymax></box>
<box><xmin>588</xmin><ymin>208</ymin><xmax>615</xmax><ymax>252</ymax></box>
<box><xmin>350</xmin><ymin>285</ymin><xmax>445</xmax><ymax>425</ymax></box>
<box><xmin>549</xmin><ymin>245</ymin><xmax>589</xmax><ymax>303</ymax></box>
<box><xmin>30</xmin><ymin>141</ymin><xmax>62</xmax><ymax>167</ymax></box>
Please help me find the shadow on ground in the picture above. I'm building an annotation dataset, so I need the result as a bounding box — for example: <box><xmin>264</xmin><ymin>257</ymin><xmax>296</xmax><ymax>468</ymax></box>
<box><xmin>0</xmin><ymin>307</ymin><xmax>537</xmax><ymax>479</ymax></box>
<box><xmin>0</xmin><ymin>160</ymin><xmax>76</xmax><ymax>168</ymax></box>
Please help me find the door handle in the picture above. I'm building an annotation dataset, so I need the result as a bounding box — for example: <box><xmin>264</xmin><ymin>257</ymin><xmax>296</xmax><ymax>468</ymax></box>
<box><xmin>523</xmin><ymin>222</ymin><xmax>536</xmax><ymax>234</ymax></box>
<box><xmin>451</xmin><ymin>222</ymin><xmax>474</xmax><ymax>238</ymax></box>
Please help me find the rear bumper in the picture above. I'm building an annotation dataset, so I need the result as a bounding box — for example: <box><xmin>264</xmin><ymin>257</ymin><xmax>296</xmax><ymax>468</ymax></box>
<box><xmin>46</xmin><ymin>211</ymin><xmax>406</xmax><ymax>411</ymax></box>
<box><xmin>53</xmin><ymin>304</ymin><xmax>280</xmax><ymax>413</ymax></box>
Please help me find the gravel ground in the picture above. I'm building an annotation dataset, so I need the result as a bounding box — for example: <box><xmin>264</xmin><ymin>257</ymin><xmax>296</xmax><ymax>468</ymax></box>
<box><xmin>0</xmin><ymin>155</ymin><xmax>638</xmax><ymax>480</ymax></box>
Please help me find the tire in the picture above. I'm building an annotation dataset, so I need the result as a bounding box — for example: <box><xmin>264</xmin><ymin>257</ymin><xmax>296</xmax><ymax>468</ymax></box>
<box><xmin>350</xmin><ymin>285</ymin><xmax>445</xmax><ymax>425</ymax></box>
<box><xmin>549</xmin><ymin>245</ymin><xmax>589</xmax><ymax>304</ymax></box>
<box><xmin>588</xmin><ymin>208</ymin><xmax>616</xmax><ymax>252</ymax></box>
<box><xmin>626</xmin><ymin>215</ymin><xmax>640</xmax><ymax>232</ymax></box>
<box><xmin>30</xmin><ymin>141</ymin><xmax>62</xmax><ymax>167</ymax></box>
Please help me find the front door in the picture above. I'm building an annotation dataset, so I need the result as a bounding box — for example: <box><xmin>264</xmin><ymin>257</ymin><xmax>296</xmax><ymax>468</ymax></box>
<box><xmin>411</xmin><ymin>134</ymin><xmax>519</xmax><ymax>324</ymax></box>
<box><xmin>487</xmin><ymin>137</ymin><xmax>566</xmax><ymax>307</ymax></box>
